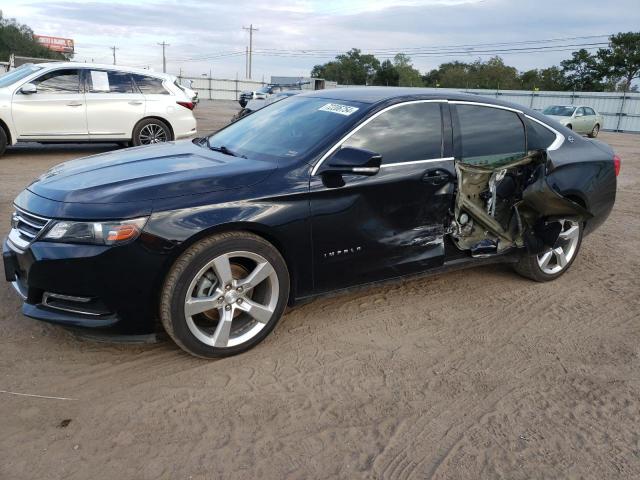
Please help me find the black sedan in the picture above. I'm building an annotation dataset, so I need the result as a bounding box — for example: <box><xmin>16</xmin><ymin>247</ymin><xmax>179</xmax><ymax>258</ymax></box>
<box><xmin>3</xmin><ymin>88</ymin><xmax>620</xmax><ymax>358</ymax></box>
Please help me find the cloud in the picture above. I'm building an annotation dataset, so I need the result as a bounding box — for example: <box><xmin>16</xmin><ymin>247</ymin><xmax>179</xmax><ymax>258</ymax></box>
<box><xmin>4</xmin><ymin>0</ymin><xmax>640</xmax><ymax>79</ymax></box>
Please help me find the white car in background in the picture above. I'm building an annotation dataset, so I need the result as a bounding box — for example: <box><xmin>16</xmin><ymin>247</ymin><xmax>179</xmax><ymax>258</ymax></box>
<box><xmin>0</xmin><ymin>62</ymin><xmax>197</xmax><ymax>155</ymax></box>
<box><xmin>542</xmin><ymin>105</ymin><xmax>604</xmax><ymax>138</ymax></box>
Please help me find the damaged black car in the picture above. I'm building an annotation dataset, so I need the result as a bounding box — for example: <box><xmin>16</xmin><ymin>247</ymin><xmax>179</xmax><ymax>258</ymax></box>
<box><xmin>3</xmin><ymin>88</ymin><xmax>619</xmax><ymax>358</ymax></box>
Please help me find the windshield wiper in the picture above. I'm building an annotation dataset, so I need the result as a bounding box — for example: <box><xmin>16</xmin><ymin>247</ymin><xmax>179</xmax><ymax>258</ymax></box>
<box><xmin>209</xmin><ymin>144</ymin><xmax>246</xmax><ymax>158</ymax></box>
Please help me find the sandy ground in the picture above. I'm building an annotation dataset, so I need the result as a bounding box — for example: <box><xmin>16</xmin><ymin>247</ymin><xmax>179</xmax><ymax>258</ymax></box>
<box><xmin>0</xmin><ymin>101</ymin><xmax>639</xmax><ymax>479</ymax></box>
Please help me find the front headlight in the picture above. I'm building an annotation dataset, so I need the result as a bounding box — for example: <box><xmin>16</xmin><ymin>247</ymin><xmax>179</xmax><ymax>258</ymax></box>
<box><xmin>43</xmin><ymin>217</ymin><xmax>148</xmax><ymax>245</ymax></box>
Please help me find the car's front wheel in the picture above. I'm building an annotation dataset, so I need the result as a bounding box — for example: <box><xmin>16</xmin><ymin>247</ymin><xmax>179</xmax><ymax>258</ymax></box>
<box><xmin>515</xmin><ymin>219</ymin><xmax>583</xmax><ymax>282</ymax></box>
<box><xmin>132</xmin><ymin>118</ymin><xmax>173</xmax><ymax>146</ymax></box>
<box><xmin>160</xmin><ymin>232</ymin><xmax>290</xmax><ymax>358</ymax></box>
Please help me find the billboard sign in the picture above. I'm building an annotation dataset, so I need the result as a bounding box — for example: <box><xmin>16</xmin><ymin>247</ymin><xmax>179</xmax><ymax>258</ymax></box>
<box><xmin>34</xmin><ymin>35</ymin><xmax>74</xmax><ymax>54</ymax></box>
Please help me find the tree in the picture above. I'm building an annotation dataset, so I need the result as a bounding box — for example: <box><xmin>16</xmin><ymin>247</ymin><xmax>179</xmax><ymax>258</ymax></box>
<box><xmin>373</xmin><ymin>59</ymin><xmax>399</xmax><ymax>86</ymax></box>
<box><xmin>560</xmin><ymin>49</ymin><xmax>603</xmax><ymax>91</ymax></box>
<box><xmin>597</xmin><ymin>31</ymin><xmax>640</xmax><ymax>92</ymax></box>
<box><xmin>393</xmin><ymin>53</ymin><xmax>423</xmax><ymax>87</ymax></box>
<box><xmin>311</xmin><ymin>48</ymin><xmax>380</xmax><ymax>85</ymax></box>
<box><xmin>519</xmin><ymin>66</ymin><xmax>568</xmax><ymax>91</ymax></box>
<box><xmin>0</xmin><ymin>11</ymin><xmax>68</xmax><ymax>61</ymax></box>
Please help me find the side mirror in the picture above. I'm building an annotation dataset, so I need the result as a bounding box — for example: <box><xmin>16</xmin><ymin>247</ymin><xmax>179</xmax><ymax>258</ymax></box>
<box><xmin>20</xmin><ymin>83</ymin><xmax>37</xmax><ymax>95</ymax></box>
<box><xmin>323</xmin><ymin>147</ymin><xmax>382</xmax><ymax>176</ymax></box>
<box><xmin>575</xmin><ymin>111</ymin><xmax>583</xmax><ymax>117</ymax></box>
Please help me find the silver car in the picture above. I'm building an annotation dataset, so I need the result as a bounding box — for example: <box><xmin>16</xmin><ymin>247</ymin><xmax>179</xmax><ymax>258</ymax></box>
<box><xmin>542</xmin><ymin>105</ymin><xmax>604</xmax><ymax>137</ymax></box>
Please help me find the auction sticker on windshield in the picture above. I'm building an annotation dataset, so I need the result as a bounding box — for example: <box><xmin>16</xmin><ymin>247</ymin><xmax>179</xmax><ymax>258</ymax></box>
<box><xmin>319</xmin><ymin>103</ymin><xmax>359</xmax><ymax>116</ymax></box>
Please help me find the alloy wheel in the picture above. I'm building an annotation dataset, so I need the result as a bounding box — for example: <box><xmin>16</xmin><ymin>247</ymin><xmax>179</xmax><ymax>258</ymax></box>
<box><xmin>138</xmin><ymin>123</ymin><xmax>168</xmax><ymax>144</ymax></box>
<box><xmin>591</xmin><ymin>124</ymin><xmax>599</xmax><ymax>137</ymax></box>
<box><xmin>183</xmin><ymin>251</ymin><xmax>279</xmax><ymax>348</ymax></box>
<box><xmin>536</xmin><ymin>219</ymin><xmax>580</xmax><ymax>275</ymax></box>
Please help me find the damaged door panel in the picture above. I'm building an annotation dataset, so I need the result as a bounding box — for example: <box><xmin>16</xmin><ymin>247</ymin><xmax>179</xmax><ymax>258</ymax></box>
<box><xmin>449</xmin><ymin>150</ymin><xmax>591</xmax><ymax>257</ymax></box>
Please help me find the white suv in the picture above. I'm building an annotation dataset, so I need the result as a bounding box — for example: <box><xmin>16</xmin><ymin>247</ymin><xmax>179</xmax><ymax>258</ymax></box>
<box><xmin>0</xmin><ymin>62</ymin><xmax>197</xmax><ymax>155</ymax></box>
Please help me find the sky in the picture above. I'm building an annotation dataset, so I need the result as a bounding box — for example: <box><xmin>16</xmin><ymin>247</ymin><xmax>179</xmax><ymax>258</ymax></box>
<box><xmin>2</xmin><ymin>0</ymin><xmax>639</xmax><ymax>81</ymax></box>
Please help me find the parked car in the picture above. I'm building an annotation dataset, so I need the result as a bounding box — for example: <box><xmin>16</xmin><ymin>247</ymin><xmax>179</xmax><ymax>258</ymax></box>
<box><xmin>174</xmin><ymin>78</ymin><xmax>199</xmax><ymax>106</ymax></box>
<box><xmin>231</xmin><ymin>90</ymin><xmax>302</xmax><ymax>122</ymax></box>
<box><xmin>0</xmin><ymin>62</ymin><xmax>197</xmax><ymax>155</ymax></box>
<box><xmin>238</xmin><ymin>83</ymin><xmax>302</xmax><ymax>107</ymax></box>
<box><xmin>542</xmin><ymin>105</ymin><xmax>604</xmax><ymax>137</ymax></box>
<box><xmin>3</xmin><ymin>88</ymin><xmax>619</xmax><ymax>358</ymax></box>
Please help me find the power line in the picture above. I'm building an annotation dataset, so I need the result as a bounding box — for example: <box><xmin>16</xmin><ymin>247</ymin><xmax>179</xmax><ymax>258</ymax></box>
<box><xmin>170</xmin><ymin>34</ymin><xmax>611</xmax><ymax>63</ymax></box>
<box><xmin>157</xmin><ymin>41</ymin><xmax>170</xmax><ymax>73</ymax></box>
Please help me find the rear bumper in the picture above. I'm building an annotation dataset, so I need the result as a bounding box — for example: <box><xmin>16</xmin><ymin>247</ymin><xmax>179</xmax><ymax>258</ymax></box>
<box><xmin>3</xmin><ymin>235</ymin><xmax>165</xmax><ymax>335</ymax></box>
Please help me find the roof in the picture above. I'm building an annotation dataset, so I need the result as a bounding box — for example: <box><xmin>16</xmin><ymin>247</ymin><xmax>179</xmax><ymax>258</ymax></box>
<box><xmin>299</xmin><ymin>86</ymin><xmax>556</xmax><ymax>126</ymax></box>
<box><xmin>27</xmin><ymin>62</ymin><xmax>173</xmax><ymax>80</ymax></box>
<box><xmin>302</xmin><ymin>86</ymin><xmax>531</xmax><ymax>108</ymax></box>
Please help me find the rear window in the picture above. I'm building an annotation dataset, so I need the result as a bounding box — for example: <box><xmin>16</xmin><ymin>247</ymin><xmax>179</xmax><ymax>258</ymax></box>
<box><xmin>525</xmin><ymin>118</ymin><xmax>557</xmax><ymax>150</ymax></box>
<box><xmin>87</xmin><ymin>70</ymin><xmax>135</xmax><ymax>93</ymax></box>
<box><xmin>132</xmin><ymin>74</ymin><xmax>168</xmax><ymax>94</ymax></box>
<box><xmin>456</xmin><ymin>104</ymin><xmax>526</xmax><ymax>167</ymax></box>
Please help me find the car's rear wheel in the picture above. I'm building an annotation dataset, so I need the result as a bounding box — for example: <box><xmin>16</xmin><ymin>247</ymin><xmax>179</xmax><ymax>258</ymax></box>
<box><xmin>132</xmin><ymin>118</ymin><xmax>172</xmax><ymax>146</ymax></box>
<box><xmin>515</xmin><ymin>219</ymin><xmax>583</xmax><ymax>282</ymax></box>
<box><xmin>588</xmin><ymin>124</ymin><xmax>600</xmax><ymax>138</ymax></box>
<box><xmin>160</xmin><ymin>232</ymin><xmax>290</xmax><ymax>358</ymax></box>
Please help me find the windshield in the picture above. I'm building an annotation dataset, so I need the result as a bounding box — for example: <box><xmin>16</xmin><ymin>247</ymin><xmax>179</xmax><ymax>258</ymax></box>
<box><xmin>257</xmin><ymin>86</ymin><xmax>271</xmax><ymax>93</ymax></box>
<box><xmin>543</xmin><ymin>106</ymin><xmax>576</xmax><ymax>117</ymax></box>
<box><xmin>0</xmin><ymin>64</ymin><xmax>43</xmax><ymax>88</ymax></box>
<box><xmin>208</xmin><ymin>97</ymin><xmax>365</xmax><ymax>161</ymax></box>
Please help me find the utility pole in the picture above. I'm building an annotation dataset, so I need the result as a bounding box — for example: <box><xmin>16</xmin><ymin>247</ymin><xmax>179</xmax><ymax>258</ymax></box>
<box><xmin>242</xmin><ymin>24</ymin><xmax>258</xmax><ymax>79</ymax></box>
<box><xmin>245</xmin><ymin>46</ymin><xmax>249</xmax><ymax>78</ymax></box>
<box><xmin>157</xmin><ymin>41</ymin><xmax>170</xmax><ymax>73</ymax></box>
<box><xmin>110</xmin><ymin>46</ymin><xmax>119</xmax><ymax>65</ymax></box>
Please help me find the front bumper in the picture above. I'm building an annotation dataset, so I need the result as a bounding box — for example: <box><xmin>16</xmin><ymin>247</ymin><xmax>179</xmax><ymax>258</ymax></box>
<box><xmin>3</xmin><ymin>235</ymin><xmax>166</xmax><ymax>335</ymax></box>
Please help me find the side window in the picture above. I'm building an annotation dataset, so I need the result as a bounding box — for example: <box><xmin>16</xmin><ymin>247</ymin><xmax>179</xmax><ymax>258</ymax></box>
<box><xmin>525</xmin><ymin>117</ymin><xmax>557</xmax><ymax>150</ymax></box>
<box><xmin>576</xmin><ymin>107</ymin><xmax>585</xmax><ymax>116</ymax></box>
<box><xmin>585</xmin><ymin>107</ymin><xmax>596</xmax><ymax>116</ymax></box>
<box><xmin>32</xmin><ymin>69</ymin><xmax>79</xmax><ymax>94</ymax></box>
<box><xmin>132</xmin><ymin>74</ymin><xmax>168</xmax><ymax>95</ymax></box>
<box><xmin>342</xmin><ymin>102</ymin><xmax>442</xmax><ymax>164</ymax></box>
<box><xmin>87</xmin><ymin>70</ymin><xmax>135</xmax><ymax>93</ymax></box>
<box><xmin>456</xmin><ymin>105</ymin><xmax>526</xmax><ymax>167</ymax></box>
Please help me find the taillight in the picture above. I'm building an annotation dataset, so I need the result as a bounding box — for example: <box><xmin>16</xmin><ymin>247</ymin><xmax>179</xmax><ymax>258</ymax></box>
<box><xmin>177</xmin><ymin>101</ymin><xmax>195</xmax><ymax>110</ymax></box>
<box><xmin>613</xmin><ymin>154</ymin><xmax>621</xmax><ymax>177</ymax></box>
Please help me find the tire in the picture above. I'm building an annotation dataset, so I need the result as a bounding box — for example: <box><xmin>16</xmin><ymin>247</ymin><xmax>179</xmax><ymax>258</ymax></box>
<box><xmin>514</xmin><ymin>219</ymin><xmax>583</xmax><ymax>282</ymax></box>
<box><xmin>132</xmin><ymin>118</ymin><xmax>173</xmax><ymax>146</ymax></box>
<box><xmin>160</xmin><ymin>232</ymin><xmax>290</xmax><ymax>358</ymax></box>
<box><xmin>588</xmin><ymin>124</ymin><xmax>600</xmax><ymax>138</ymax></box>
<box><xmin>0</xmin><ymin>127</ymin><xmax>7</xmax><ymax>157</ymax></box>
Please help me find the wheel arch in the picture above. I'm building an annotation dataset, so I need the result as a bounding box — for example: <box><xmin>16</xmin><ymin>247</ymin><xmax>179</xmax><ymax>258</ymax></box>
<box><xmin>133</xmin><ymin>116</ymin><xmax>175</xmax><ymax>141</ymax></box>
<box><xmin>156</xmin><ymin>221</ymin><xmax>299</xmax><ymax>307</ymax></box>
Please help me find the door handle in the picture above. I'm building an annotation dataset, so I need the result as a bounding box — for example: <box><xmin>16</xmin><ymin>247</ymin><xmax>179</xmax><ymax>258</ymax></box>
<box><xmin>67</xmin><ymin>102</ymin><xmax>83</xmax><ymax>107</ymax></box>
<box><xmin>422</xmin><ymin>169</ymin><xmax>451</xmax><ymax>186</ymax></box>
<box><xmin>128</xmin><ymin>101</ymin><xmax>143</xmax><ymax>105</ymax></box>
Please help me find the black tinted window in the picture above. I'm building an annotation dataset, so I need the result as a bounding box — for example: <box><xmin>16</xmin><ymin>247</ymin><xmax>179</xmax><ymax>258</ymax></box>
<box><xmin>343</xmin><ymin>102</ymin><xmax>442</xmax><ymax>164</ymax></box>
<box><xmin>525</xmin><ymin>118</ymin><xmax>557</xmax><ymax>150</ymax></box>
<box><xmin>456</xmin><ymin>105</ymin><xmax>525</xmax><ymax>167</ymax></box>
<box><xmin>33</xmin><ymin>69</ymin><xmax>79</xmax><ymax>93</ymax></box>
<box><xmin>132</xmin><ymin>74</ymin><xmax>168</xmax><ymax>94</ymax></box>
<box><xmin>88</xmin><ymin>70</ymin><xmax>134</xmax><ymax>93</ymax></box>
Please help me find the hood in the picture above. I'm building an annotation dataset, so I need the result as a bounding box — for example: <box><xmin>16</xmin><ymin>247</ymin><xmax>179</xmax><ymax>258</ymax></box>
<box><xmin>545</xmin><ymin>115</ymin><xmax>571</xmax><ymax>124</ymax></box>
<box><xmin>27</xmin><ymin>140</ymin><xmax>277</xmax><ymax>204</ymax></box>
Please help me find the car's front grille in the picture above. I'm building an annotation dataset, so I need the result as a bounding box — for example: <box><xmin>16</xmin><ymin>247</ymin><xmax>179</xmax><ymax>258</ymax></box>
<box><xmin>8</xmin><ymin>207</ymin><xmax>51</xmax><ymax>251</ymax></box>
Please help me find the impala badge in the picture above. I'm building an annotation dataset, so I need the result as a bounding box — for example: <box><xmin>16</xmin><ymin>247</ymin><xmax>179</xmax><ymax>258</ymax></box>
<box><xmin>323</xmin><ymin>246</ymin><xmax>362</xmax><ymax>259</ymax></box>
